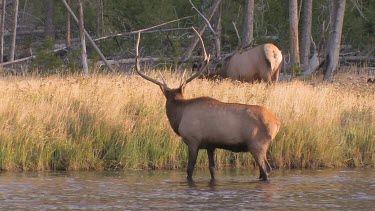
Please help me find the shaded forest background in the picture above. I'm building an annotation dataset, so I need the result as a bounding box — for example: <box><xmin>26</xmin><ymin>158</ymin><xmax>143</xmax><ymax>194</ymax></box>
<box><xmin>0</xmin><ymin>0</ymin><xmax>374</xmax><ymax>73</ymax></box>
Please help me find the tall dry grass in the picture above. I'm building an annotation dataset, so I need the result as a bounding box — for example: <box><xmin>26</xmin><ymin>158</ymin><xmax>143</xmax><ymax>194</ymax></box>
<box><xmin>0</xmin><ymin>72</ymin><xmax>374</xmax><ymax>171</ymax></box>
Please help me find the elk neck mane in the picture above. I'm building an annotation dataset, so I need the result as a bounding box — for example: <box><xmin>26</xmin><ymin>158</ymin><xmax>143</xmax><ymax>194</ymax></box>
<box><xmin>165</xmin><ymin>95</ymin><xmax>219</xmax><ymax>136</ymax></box>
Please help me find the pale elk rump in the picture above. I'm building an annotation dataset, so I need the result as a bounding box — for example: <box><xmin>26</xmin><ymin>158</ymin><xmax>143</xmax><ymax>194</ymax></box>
<box><xmin>207</xmin><ymin>43</ymin><xmax>283</xmax><ymax>84</ymax></box>
<box><xmin>134</xmin><ymin>27</ymin><xmax>281</xmax><ymax>181</ymax></box>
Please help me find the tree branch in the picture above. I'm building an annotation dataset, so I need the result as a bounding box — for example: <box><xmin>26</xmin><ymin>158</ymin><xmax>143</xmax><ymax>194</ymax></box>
<box><xmin>93</xmin><ymin>16</ymin><xmax>193</xmax><ymax>42</ymax></box>
<box><xmin>61</xmin><ymin>0</ymin><xmax>114</xmax><ymax>71</ymax></box>
<box><xmin>232</xmin><ymin>21</ymin><xmax>241</xmax><ymax>49</ymax></box>
<box><xmin>188</xmin><ymin>0</ymin><xmax>217</xmax><ymax>36</ymax></box>
<box><xmin>349</xmin><ymin>0</ymin><xmax>368</xmax><ymax>21</ymax></box>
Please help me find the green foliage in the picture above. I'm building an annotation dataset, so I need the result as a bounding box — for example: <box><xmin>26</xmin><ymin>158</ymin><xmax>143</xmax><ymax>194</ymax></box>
<box><xmin>343</xmin><ymin>1</ymin><xmax>375</xmax><ymax>51</ymax></box>
<box><xmin>292</xmin><ymin>64</ymin><xmax>302</xmax><ymax>76</ymax></box>
<box><xmin>67</xmin><ymin>49</ymin><xmax>81</xmax><ymax>71</ymax></box>
<box><xmin>19</xmin><ymin>0</ymin><xmax>373</xmax><ymax>73</ymax></box>
<box><xmin>104</xmin><ymin>0</ymin><xmax>191</xmax><ymax>31</ymax></box>
<box><xmin>31</xmin><ymin>38</ymin><xmax>63</xmax><ymax>72</ymax></box>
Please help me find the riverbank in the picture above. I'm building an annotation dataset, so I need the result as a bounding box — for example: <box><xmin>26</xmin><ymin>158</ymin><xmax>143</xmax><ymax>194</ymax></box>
<box><xmin>0</xmin><ymin>71</ymin><xmax>374</xmax><ymax>171</ymax></box>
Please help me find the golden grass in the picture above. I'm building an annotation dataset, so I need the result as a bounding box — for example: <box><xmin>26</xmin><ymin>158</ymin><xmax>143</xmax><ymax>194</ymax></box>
<box><xmin>0</xmin><ymin>71</ymin><xmax>374</xmax><ymax>171</ymax></box>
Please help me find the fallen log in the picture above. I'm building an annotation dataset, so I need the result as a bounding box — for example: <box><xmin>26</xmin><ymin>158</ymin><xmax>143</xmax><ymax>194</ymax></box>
<box><xmin>0</xmin><ymin>55</ymin><xmax>34</xmax><ymax>66</ymax></box>
<box><xmin>341</xmin><ymin>56</ymin><xmax>375</xmax><ymax>63</ymax></box>
<box><xmin>93</xmin><ymin>16</ymin><xmax>193</xmax><ymax>42</ymax></box>
<box><xmin>96</xmin><ymin>56</ymin><xmax>204</xmax><ymax>67</ymax></box>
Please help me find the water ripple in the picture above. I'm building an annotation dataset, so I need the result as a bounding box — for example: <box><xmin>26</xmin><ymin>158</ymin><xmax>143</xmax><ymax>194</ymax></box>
<box><xmin>0</xmin><ymin>168</ymin><xmax>374</xmax><ymax>210</ymax></box>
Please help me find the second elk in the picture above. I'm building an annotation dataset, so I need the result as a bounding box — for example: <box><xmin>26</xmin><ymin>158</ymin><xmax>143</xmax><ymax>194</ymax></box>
<box><xmin>204</xmin><ymin>43</ymin><xmax>283</xmax><ymax>84</ymax></box>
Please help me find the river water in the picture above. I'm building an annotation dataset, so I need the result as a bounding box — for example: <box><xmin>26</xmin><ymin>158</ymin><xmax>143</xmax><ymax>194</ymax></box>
<box><xmin>0</xmin><ymin>168</ymin><xmax>374</xmax><ymax>210</ymax></box>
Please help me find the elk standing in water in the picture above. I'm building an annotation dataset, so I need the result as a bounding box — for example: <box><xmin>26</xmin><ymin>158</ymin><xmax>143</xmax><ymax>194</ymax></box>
<box><xmin>134</xmin><ymin>28</ymin><xmax>281</xmax><ymax>181</ymax></box>
<box><xmin>204</xmin><ymin>43</ymin><xmax>283</xmax><ymax>84</ymax></box>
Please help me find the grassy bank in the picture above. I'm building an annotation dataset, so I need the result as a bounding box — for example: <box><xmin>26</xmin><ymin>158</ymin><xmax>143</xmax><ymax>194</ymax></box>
<box><xmin>0</xmin><ymin>72</ymin><xmax>374</xmax><ymax>171</ymax></box>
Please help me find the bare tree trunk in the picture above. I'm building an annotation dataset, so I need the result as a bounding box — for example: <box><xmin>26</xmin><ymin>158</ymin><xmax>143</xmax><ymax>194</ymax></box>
<box><xmin>96</xmin><ymin>0</ymin><xmax>103</xmax><ymax>37</ymax></box>
<box><xmin>181</xmin><ymin>0</ymin><xmax>222</xmax><ymax>63</ymax></box>
<box><xmin>329</xmin><ymin>0</ymin><xmax>337</xmax><ymax>32</ymax></box>
<box><xmin>214</xmin><ymin>0</ymin><xmax>222</xmax><ymax>59</ymax></box>
<box><xmin>241</xmin><ymin>0</ymin><xmax>254</xmax><ymax>48</ymax></box>
<box><xmin>289</xmin><ymin>0</ymin><xmax>300</xmax><ymax>71</ymax></box>
<box><xmin>300</xmin><ymin>0</ymin><xmax>313</xmax><ymax>71</ymax></box>
<box><xmin>45</xmin><ymin>0</ymin><xmax>55</xmax><ymax>40</ymax></box>
<box><xmin>21</xmin><ymin>0</ymin><xmax>27</xmax><ymax>21</ymax></box>
<box><xmin>62</xmin><ymin>0</ymin><xmax>113</xmax><ymax>72</ymax></box>
<box><xmin>323</xmin><ymin>0</ymin><xmax>346</xmax><ymax>81</ymax></box>
<box><xmin>66</xmin><ymin>0</ymin><xmax>71</xmax><ymax>47</ymax></box>
<box><xmin>0</xmin><ymin>0</ymin><xmax>6</xmax><ymax>63</ymax></box>
<box><xmin>9</xmin><ymin>0</ymin><xmax>18</xmax><ymax>62</ymax></box>
<box><xmin>78</xmin><ymin>0</ymin><xmax>88</xmax><ymax>75</ymax></box>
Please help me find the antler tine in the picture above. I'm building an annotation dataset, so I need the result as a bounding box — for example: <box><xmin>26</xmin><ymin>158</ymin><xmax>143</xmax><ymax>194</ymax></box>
<box><xmin>191</xmin><ymin>27</ymin><xmax>208</xmax><ymax>61</ymax></box>
<box><xmin>182</xmin><ymin>27</ymin><xmax>210</xmax><ymax>86</ymax></box>
<box><xmin>179</xmin><ymin>69</ymin><xmax>187</xmax><ymax>87</ymax></box>
<box><xmin>158</xmin><ymin>70</ymin><xmax>168</xmax><ymax>87</ymax></box>
<box><xmin>134</xmin><ymin>32</ymin><xmax>166</xmax><ymax>87</ymax></box>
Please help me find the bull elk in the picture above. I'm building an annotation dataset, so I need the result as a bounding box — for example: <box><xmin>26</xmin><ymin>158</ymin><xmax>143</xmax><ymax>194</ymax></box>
<box><xmin>134</xmin><ymin>28</ymin><xmax>281</xmax><ymax>181</ymax></box>
<box><xmin>204</xmin><ymin>43</ymin><xmax>283</xmax><ymax>83</ymax></box>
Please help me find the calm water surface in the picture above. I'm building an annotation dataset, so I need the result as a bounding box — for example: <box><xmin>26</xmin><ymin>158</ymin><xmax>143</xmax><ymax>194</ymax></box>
<box><xmin>0</xmin><ymin>168</ymin><xmax>374</xmax><ymax>210</ymax></box>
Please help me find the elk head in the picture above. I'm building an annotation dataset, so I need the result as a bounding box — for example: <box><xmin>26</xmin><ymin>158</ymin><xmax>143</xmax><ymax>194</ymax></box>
<box><xmin>134</xmin><ymin>27</ymin><xmax>210</xmax><ymax>99</ymax></box>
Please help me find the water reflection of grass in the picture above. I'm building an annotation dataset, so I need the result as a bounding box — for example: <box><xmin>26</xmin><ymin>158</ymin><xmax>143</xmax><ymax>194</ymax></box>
<box><xmin>0</xmin><ymin>73</ymin><xmax>374</xmax><ymax>171</ymax></box>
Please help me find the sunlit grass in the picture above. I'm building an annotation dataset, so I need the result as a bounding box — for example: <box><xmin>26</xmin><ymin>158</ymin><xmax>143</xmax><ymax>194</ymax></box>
<box><xmin>0</xmin><ymin>71</ymin><xmax>374</xmax><ymax>171</ymax></box>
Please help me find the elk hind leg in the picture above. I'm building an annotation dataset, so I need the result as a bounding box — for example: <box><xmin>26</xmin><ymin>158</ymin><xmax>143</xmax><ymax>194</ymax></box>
<box><xmin>259</xmin><ymin>70</ymin><xmax>272</xmax><ymax>84</ymax></box>
<box><xmin>256</xmin><ymin>157</ymin><xmax>269</xmax><ymax>181</ymax></box>
<box><xmin>265</xmin><ymin>158</ymin><xmax>272</xmax><ymax>174</ymax></box>
<box><xmin>258</xmin><ymin>158</ymin><xmax>272</xmax><ymax>180</ymax></box>
<box><xmin>249</xmin><ymin>143</ymin><xmax>271</xmax><ymax>181</ymax></box>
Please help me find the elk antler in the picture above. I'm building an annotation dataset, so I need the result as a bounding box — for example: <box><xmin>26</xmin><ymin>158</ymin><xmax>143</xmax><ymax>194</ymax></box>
<box><xmin>134</xmin><ymin>32</ymin><xmax>167</xmax><ymax>87</ymax></box>
<box><xmin>180</xmin><ymin>27</ymin><xmax>211</xmax><ymax>87</ymax></box>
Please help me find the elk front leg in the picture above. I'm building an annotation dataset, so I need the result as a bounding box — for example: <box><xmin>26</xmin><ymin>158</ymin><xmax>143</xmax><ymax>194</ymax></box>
<box><xmin>207</xmin><ymin>148</ymin><xmax>216</xmax><ymax>180</ymax></box>
<box><xmin>187</xmin><ymin>146</ymin><xmax>198</xmax><ymax>181</ymax></box>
